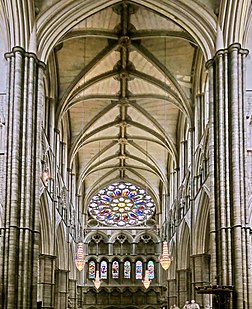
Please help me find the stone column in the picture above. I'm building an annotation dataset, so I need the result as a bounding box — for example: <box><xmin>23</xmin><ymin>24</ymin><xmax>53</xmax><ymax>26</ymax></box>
<box><xmin>68</xmin><ymin>279</ymin><xmax>77</xmax><ymax>309</ymax></box>
<box><xmin>0</xmin><ymin>47</ymin><xmax>45</xmax><ymax>309</ymax></box>
<box><xmin>190</xmin><ymin>254</ymin><xmax>211</xmax><ymax>307</ymax></box>
<box><xmin>39</xmin><ymin>254</ymin><xmax>56</xmax><ymax>308</ymax></box>
<box><xmin>55</xmin><ymin>269</ymin><xmax>69</xmax><ymax>309</ymax></box>
<box><xmin>108</xmin><ymin>242</ymin><xmax>113</xmax><ymax>255</ymax></box>
<box><xmin>167</xmin><ymin>279</ymin><xmax>177</xmax><ymax>308</ymax></box>
<box><xmin>132</xmin><ymin>242</ymin><xmax>136</xmax><ymax>255</ymax></box>
<box><xmin>176</xmin><ymin>269</ymin><xmax>191</xmax><ymax>307</ymax></box>
<box><xmin>206</xmin><ymin>43</ymin><xmax>251</xmax><ymax>309</ymax></box>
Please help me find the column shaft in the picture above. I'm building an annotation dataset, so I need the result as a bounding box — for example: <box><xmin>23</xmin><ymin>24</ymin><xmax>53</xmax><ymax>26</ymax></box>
<box><xmin>0</xmin><ymin>47</ymin><xmax>45</xmax><ymax>309</ymax></box>
<box><xmin>207</xmin><ymin>43</ymin><xmax>250</xmax><ymax>309</ymax></box>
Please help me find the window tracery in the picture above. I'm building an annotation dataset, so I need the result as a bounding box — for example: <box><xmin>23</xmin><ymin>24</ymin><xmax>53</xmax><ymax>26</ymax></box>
<box><xmin>147</xmin><ymin>261</ymin><xmax>154</xmax><ymax>279</ymax></box>
<box><xmin>136</xmin><ymin>260</ymin><xmax>143</xmax><ymax>279</ymax></box>
<box><xmin>100</xmin><ymin>260</ymin><xmax>108</xmax><ymax>279</ymax></box>
<box><xmin>88</xmin><ymin>182</ymin><xmax>155</xmax><ymax>227</ymax></box>
<box><xmin>89</xmin><ymin>261</ymin><xmax>96</xmax><ymax>279</ymax></box>
<box><xmin>124</xmin><ymin>261</ymin><xmax>131</xmax><ymax>279</ymax></box>
<box><xmin>112</xmin><ymin>260</ymin><xmax>119</xmax><ymax>279</ymax></box>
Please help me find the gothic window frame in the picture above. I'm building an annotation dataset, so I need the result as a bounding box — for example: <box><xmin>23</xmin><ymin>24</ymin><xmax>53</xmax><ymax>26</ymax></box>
<box><xmin>135</xmin><ymin>260</ymin><xmax>143</xmax><ymax>280</ymax></box>
<box><xmin>100</xmin><ymin>260</ymin><xmax>108</xmax><ymax>279</ymax></box>
<box><xmin>124</xmin><ymin>260</ymin><xmax>131</xmax><ymax>279</ymax></box>
<box><xmin>88</xmin><ymin>260</ymin><xmax>96</xmax><ymax>279</ymax></box>
<box><xmin>88</xmin><ymin>182</ymin><xmax>156</xmax><ymax>227</ymax></box>
<box><xmin>112</xmin><ymin>260</ymin><xmax>120</xmax><ymax>279</ymax></box>
<box><xmin>147</xmin><ymin>260</ymin><xmax>155</xmax><ymax>279</ymax></box>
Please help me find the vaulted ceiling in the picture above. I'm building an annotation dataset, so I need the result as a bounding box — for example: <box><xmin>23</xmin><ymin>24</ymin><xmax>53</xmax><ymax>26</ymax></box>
<box><xmin>42</xmin><ymin>1</ymin><xmax>210</xmax><ymax>213</ymax></box>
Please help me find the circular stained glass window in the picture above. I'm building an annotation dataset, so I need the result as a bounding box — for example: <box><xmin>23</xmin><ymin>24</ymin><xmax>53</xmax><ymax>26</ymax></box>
<box><xmin>88</xmin><ymin>182</ymin><xmax>155</xmax><ymax>227</ymax></box>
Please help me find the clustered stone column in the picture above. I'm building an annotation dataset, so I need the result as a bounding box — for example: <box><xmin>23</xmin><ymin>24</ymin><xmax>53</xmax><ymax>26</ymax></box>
<box><xmin>68</xmin><ymin>279</ymin><xmax>77</xmax><ymax>308</ymax></box>
<box><xmin>39</xmin><ymin>254</ymin><xmax>56</xmax><ymax>308</ymax></box>
<box><xmin>176</xmin><ymin>268</ymin><xmax>191</xmax><ymax>306</ymax></box>
<box><xmin>190</xmin><ymin>254</ymin><xmax>211</xmax><ymax>306</ymax></box>
<box><xmin>55</xmin><ymin>269</ymin><xmax>69</xmax><ymax>309</ymax></box>
<box><xmin>207</xmin><ymin>43</ymin><xmax>252</xmax><ymax>309</ymax></box>
<box><xmin>0</xmin><ymin>46</ymin><xmax>45</xmax><ymax>309</ymax></box>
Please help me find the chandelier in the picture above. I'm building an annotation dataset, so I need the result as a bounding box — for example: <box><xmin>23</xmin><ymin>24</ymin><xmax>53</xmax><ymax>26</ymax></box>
<box><xmin>75</xmin><ymin>242</ymin><xmax>85</xmax><ymax>271</ymax></box>
<box><xmin>142</xmin><ymin>270</ymin><xmax>151</xmax><ymax>289</ymax></box>
<box><xmin>93</xmin><ymin>270</ymin><xmax>101</xmax><ymax>289</ymax></box>
<box><xmin>160</xmin><ymin>240</ymin><xmax>172</xmax><ymax>270</ymax></box>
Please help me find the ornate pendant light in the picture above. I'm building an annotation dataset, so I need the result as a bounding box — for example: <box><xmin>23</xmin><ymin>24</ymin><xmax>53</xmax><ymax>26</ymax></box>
<box><xmin>160</xmin><ymin>240</ymin><xmax>172</xmax><ymax>270</ymax></box>
<box><xmin>75</xmin><ymin>242</ymin><xmax>85</xmax><ymax>271</ymax></box>
<box><xmin>142</xmin><ymin>270</ymin><xmax>151</xmax><ymax>289</ymax></box>
<box><xmin>93</xmin><ymin>270</ymin><xmax>101</xmax><ymax>289</ymax></box>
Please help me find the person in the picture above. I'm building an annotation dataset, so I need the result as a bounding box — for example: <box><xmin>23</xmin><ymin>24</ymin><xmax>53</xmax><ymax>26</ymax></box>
<box><xmin>190</xmin><ymin>300</ymin><xmax>200</xmax><ymax>309</ymax></box>
<box><xmin>170</xmin><ymin>305</ymin><xmax>180</xmax><ymax>309</ymax></box>
<box><xmin>183</xmin><ymin>300</ymin><xmax>190</xmax><ymax>309</ymax></box>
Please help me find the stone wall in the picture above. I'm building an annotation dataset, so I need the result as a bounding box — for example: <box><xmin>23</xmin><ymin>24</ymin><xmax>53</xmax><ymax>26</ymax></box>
<box><xmin>0</xmin><ymin>93</ymin><xmax>6</xmax><ymax>223</ymax></box>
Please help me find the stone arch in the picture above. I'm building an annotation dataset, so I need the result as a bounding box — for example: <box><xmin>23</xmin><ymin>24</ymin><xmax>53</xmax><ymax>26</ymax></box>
<box><xmin>194</xmin><ymin>146</ymin><xmax>204</xmax><ymax>177</ymax></box>
<box><xmin>36</xmin><ymin>0</ymin><xmax>216</xmax><ymax>63</ymax></box>
<box><xmin>55</xmin><ymin>221</ymin><xmax>68</xmax><ymax>270</ymax></box>
<box><xmin>109</xmin><ymin>231</ymin><xmax>134</xmax><ymax>244</ymax></box>
<box><xmin>245</xmin><ymin>11</ymin><xmax>252</xmax><ymax>90</ymax></box>
<box><xmin>84</xmin><ymin>231</ymin><xmax>109</xmax><ymax>243</ymax></box>
<box><xmin>177</xmin><ymin>221</ymin><xmax>190</xmax><ymax>270</ymax></box>
<box><xmin>0</xmin><ymin>3</ymin><xmax>8</xmax><ymax>91</ymax></box>
<box><xmin>167</xmin><ymin>239</ymin><xmax>176</xmax><ymax>280</ymax></box>
<box><xmin>134</xmin><ymin>230</ymin><xmax>161</xmax><ymax>243</ymax></box>
<box><xmin>0</xmin><ymin>2</ymin><xmax>10</xmax><ymax>51</ymax></box>
<box><xmin>218</xmin><ymin>1</ymin><xmax>250</xmax><ymax>47</ymax></box>
<box><xmin>39</xmin><ymin>193</ymin><xmax>52</xmax><ymax>255</ymax></box>
<box><xmin>69</xmin><ymin>241</ymin><xmax>76</xmax><ymax>280</ymax></box>
<box><xmin>194</xmin><ymin>191</ymin><xmax>210</xmax><ymax>255</ymax></box>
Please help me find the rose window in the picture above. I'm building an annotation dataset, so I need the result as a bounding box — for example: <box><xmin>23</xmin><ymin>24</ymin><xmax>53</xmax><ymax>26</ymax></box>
<box><xmin>88</xmin><ymin>182</ymin><xmax>156</xmax><ymax>227</ymax></box>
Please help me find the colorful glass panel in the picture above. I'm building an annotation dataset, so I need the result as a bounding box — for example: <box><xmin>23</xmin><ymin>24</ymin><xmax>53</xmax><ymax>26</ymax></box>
<box><xmin>147</xmin><ymin>260</ymin><xmax>154</xmax><ymax>279</ymax></box>
<box><xmin>124</xmin><ymin>261</ymin><xmax>131</xmax><ymax>279</ymax></box>
<box><xmin>136</xmin><ymin>260</ymin><xmax>143</xmax><ymax>279</ymax></box>
<box><xmin>89</xmin><ymin>261</ymin><xmax>96</xmax><ymax>279</ymax></box>
<box><xmin>100</xmin><ymin>260</ymin><xmax>107</xmax><ymax>279</ymax></box>
<box><xmin>88</xmin><ymin>182</ymin><xmax>155</xmax><ymax>226</ymax></box>
<box><xmin>112</xmin><ymin>261</ymin><xmax>119</xmax><ymax>279</ymax></box>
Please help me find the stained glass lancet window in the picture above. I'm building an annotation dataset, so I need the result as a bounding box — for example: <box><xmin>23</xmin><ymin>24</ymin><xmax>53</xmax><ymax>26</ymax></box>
<box><xmin>88</xmin><ymin>182</ymin><xmax>156</xmax><ymax>227</ymax></box>
<box><xmin>136</xmin><ymin>260</ymin><xmax>143</xmax><ymax>279</ymax></box>
<box><xmin>112</xmin><ymin>261</ymin><xmax>119</xmax><ymax>278</ymax></box>
<box><xmin>89</xmin><ymin>261</ymin><xmax>96</xmax><ymax>279</ymax></box>
<box><xmin>147</xmin><ymin>260</ymin><xmax>154</xmax><ymax>279</ymax></box>
<box><xmin>100</xmin><ymin>260</ymin><xmax>107</xmax><ymax>279</ymax></box>
<box><xmin>124</xmin><ymin>261</ymin><xmax>131</xmax><ymax>278</ymax></box>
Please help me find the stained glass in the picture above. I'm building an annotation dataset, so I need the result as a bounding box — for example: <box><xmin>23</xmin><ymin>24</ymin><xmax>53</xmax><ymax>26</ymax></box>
<box><xmin>88</xmin><ymin>182</ymin><xmax>155</xmax><ymax>226</ymax></box>
<box><xmin>100</xmin><ymin>260</ymin><xmax>107</xmax><ymax>279</ymax></box>
<box><xmin>136</xmin><ymin>260</ymin><xmax>143</xmax><ymax>279</ymax></box>
<box><xmin>147</xmin><ymin>260</ymin><xmax>154</xmax><ymax>279</ymax></box>
<box><xmin>89</xmin><ymin>261</ymin><xmax>96</xmax><ymax>279</ymax></box>
<box><xmin>112</xmin><ymin>261</ymin><xmax>119</xmax><ymax>279</ymax></box>
<box><xmin>124</xmin><ymin>261</ymin><xmax>131</xmax><ymax>279</ymax></box>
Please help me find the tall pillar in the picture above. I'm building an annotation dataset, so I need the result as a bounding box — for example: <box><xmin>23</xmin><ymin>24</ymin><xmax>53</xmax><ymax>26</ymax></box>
<box><xmin>190</xmin><ymin>254</ymin><xmax>211</xmax><ymax>307</ymax></box>
<box><xmin>206</xmin><ymin>43</ymin><xmax>251</xmax><ymax>309</ymax></box>
<box><xmin>167</xmin><ymin>279</ymin><xmax>177</xmax><ymax>308</ymax></box>
<box><xmin>0</xmin><ymin>47</ymin><xmax>45</xmax><ymax>309</ymax></box>
<box><xmin>39</xmin><ymin>254</ymin><xmax>56</xmax><ymax>309</ymax></box>
<box><xmin>55</xmin><ymin>269</ymin><xmax>69</xmax><ymax>309</ymax></box>
<box><xmin>68</xmin><ymin>279</ymin><xmax>77</xmax><ymax>309</ymax></box>
<box><xmin>176</xmin><ymin>269</ymin><xmax>191</xmax><ymax>307</ymax></box>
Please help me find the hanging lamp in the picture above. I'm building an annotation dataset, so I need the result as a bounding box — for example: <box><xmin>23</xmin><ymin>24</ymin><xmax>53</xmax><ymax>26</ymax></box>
<box><xmin>160</xmin><ymin>240</ymin><xmax>172</xmax><ymax>270</ymax></box>
<box><xmin>142</xmin><ymin>270</ymin><xmax>151</xmax><ymax>289</ymax></box>
<box><xmin>93</xmin><ymin>270</ymin><xmax>101</xmax><ymax>289</ymax></box>
<box><xmin>75</xmin><ymin>242</ymin><xmax>85</xmax><ymax>271</ymax></box>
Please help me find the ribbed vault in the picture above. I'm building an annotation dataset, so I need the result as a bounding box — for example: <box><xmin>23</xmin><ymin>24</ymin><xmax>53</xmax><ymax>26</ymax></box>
<box><xmin>38</xmin><ymin>0</ymin><xmax>208</xmax><ymax>221</ymax></box>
